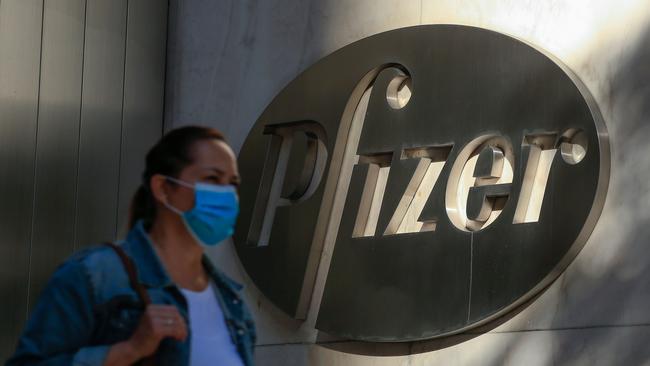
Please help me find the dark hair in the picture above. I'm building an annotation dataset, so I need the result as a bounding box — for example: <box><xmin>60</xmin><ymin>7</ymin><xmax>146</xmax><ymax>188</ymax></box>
<box><xmin>128</xmin><ymin>125</ymin><xmax>225</xmax><ymax>230</ymax></box>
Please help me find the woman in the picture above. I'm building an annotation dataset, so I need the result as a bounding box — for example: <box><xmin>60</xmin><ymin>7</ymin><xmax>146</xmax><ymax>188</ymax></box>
<box><xmin>7</xmin><ymin>126</ymin><xmax>256</xmax><ymax>365</ymax></box>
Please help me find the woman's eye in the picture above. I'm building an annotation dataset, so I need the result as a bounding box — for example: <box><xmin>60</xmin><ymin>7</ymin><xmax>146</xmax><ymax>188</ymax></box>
<box><xmin>204</xmin><ymin>175</ymin><xmax>220</xmax><ymax>183</ymax></box>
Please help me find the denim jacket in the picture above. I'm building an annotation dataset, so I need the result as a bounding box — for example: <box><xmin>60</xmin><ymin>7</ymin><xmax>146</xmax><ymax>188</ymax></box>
<box><xmin>6</xmin><ymin>221</ymin><xmax>256</xmax><ymax>366</ymax></box>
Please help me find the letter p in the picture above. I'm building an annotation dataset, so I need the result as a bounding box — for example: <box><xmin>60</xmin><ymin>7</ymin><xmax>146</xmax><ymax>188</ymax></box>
<box><xmin>247</xmin><ymin>121</ymin><xmax>328</xmax><ymax>247</ymax></box>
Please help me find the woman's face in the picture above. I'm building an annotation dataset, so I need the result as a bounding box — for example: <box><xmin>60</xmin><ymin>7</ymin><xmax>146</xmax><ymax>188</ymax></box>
<box><xmin>164</xmin><ymin>138</ymin><xmax>240</xmax><ymax>212</ymax></box>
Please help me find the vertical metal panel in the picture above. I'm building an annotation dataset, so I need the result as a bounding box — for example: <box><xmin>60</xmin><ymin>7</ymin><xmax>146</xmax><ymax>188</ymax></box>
<box><xmin>28</xmin><ymin>0</ymin><xmax>86</xmax><ymax>312</ymax></box>
<box><xmin>75</xmin><ymin>0</ymin><xmax>128</xmax><ymax>248</ymax></box>
<box><xmin>0</xmin><ymin>0</ymin><xmax>167</xmax><ymax>356</ymax></box>
<box><xmin>0</xmin><ymin>0</ymin><xmax>43</xmax><ymax>357</ymax></box>
<box><xmin>117</xmin><ymin>0</ymin><xmax>167</xmax><ymax>236</ymax></box>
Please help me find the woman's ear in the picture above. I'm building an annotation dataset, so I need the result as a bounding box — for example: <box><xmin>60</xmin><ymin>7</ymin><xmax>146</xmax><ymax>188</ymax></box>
<box><xmin>149</xmin><ymin>174</ymin><xmax>169</xmax><ymax>205</ymax></box>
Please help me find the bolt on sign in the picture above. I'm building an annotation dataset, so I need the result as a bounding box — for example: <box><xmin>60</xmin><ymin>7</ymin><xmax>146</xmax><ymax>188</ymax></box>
<box><xmin>234</xmin><ymin>25</ymin><xmax>609</xmax><ymax>342</ymax></box>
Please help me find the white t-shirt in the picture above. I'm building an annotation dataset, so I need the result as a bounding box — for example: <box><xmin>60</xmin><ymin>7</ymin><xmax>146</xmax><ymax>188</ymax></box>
<box><xmin>180</xmin><ymin>285</ymin><xmax>244</xmax><ymax>366</ymax></box>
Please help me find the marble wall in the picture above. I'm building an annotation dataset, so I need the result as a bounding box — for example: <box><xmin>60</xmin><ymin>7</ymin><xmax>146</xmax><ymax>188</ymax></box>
<box><xmin>165</xmin><ymin>1</ymin><xmax>650</xmax><ymax>365</ymax></box>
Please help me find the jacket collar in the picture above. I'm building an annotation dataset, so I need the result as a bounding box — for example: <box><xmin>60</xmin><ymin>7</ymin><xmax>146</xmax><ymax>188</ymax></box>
<box><xmin>202</xmin><ymin>255</ymin><xmax>243</xmax><ymax>297</ymax></box>
<box><xmin>122</xmin><ymin>220</ymin><xmax>174</xmax><ymax>288</ymax></box>
<box><xmin>122</xmin><ymin>220</ymin><xmax>243</xmax><ymax>298</ymax></box>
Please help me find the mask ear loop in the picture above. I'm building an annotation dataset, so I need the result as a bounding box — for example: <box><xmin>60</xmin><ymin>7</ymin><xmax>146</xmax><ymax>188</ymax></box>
<box><xmin>162</xmin><ymin>175</ymin><xmax>195</xmax><ymax>215</ymax></box>
<box><xmin>165</xmin><ymin>175</ymin><xmax>195</xmax><ymax>189</ymax></box>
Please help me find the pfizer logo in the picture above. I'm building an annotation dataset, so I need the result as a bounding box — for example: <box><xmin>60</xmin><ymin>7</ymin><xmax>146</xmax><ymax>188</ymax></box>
<box><xmin>234</xmin><ymin>25</ymin><xmax>609</xmax><ymax>342</ymax></box>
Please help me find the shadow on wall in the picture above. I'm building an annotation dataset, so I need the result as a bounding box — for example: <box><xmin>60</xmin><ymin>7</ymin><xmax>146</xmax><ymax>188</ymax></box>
<box><xmin>318</xmin><ymin>14</ymin><xmax>650</xmax><ymax>366</ymax></box>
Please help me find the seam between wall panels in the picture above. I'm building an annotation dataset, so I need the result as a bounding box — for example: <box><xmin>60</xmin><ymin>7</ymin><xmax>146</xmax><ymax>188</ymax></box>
<box><xmin>115</xmin><ymin>0</ymin><xmax>130</xmax><ymax>240</ymax></box>
<box><xmin>72</xmin><ymin>0</ymin><xmax>89</xmax><ymax>252</ymax></box>
<box><xmin>162</xmin><ymin>0</ymin><xmax>172</xmax><ymax>133</ymax></box>
<box><xmin>25</xmin><ymin>0</ymin><xmax>46</xmax><ymax>320</ymax></box>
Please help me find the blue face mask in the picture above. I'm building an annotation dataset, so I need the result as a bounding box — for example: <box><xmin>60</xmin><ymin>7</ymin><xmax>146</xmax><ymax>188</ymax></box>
<box><xmin>163</xmin><ymin>176</ymin><xmax>239</xmax><ymax>246</ymax></box>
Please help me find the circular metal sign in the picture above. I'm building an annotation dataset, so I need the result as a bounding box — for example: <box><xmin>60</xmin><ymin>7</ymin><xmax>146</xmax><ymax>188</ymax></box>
<box><xmin>234</xmin><ymin>25</ymin><xmax>609</xmax><ymax>342</ymax></box>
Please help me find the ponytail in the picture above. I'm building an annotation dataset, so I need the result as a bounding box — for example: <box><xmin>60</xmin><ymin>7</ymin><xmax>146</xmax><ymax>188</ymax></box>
<box><xmin>128</xmin><ymin>184</ymin><xmax>155</xmax><ymax>230</ymax></box>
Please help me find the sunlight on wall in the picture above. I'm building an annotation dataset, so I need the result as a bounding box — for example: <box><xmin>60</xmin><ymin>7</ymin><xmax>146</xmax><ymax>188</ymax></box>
<box><xmin>423</xmin><ymin>0</ymin><xmax>650</xmax><ymax>68</ymax></box>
